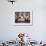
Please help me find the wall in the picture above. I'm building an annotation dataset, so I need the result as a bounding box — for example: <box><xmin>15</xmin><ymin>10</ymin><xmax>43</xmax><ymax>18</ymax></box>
<box><xmin>0</xmin><ymin>0</ymin><xmax>46</xmax><ymax>42</ymax></box>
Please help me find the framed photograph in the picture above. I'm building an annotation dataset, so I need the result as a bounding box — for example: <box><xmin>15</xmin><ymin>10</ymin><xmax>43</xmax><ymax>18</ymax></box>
<box><xmin>14</xmin><ymin>10</ymin><xmax>33</xmax><ymax>26</ymax></box>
